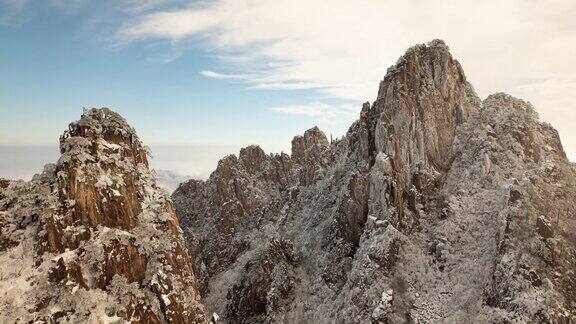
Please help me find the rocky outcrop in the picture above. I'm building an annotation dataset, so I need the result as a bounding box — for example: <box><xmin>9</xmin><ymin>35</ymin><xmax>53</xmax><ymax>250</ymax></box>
<box><xmin>291</xmin><ymin>126</ymin><xmax>332</xmax><ymax>185</ymax></box>
<box><xmin>174</xmin><ymin>40</ymin><xmax>576</xmax><ymax>323</ymax></box>
<box><xmin>172</xmin><ymin>130</ymin><xmax>333</xmax><ymax>301</ymax></box>
<box><xmin>370</xmin><ymin>39</ymin><xmax>480</xmax><ymax>231</ymax></box>
<box><xmin>0</xmin><ymin>109</ymin><xmax>206</xmax><ymax>323</ymax></box>
<box><xmin>0</xmin><ymin>179</ymin><xmax>10</xmax><ymax>189</ymax></box>
<box><xmin>226</xmin><ymin>239</ymin><xmax>298</xmax><ymax>322</ymax></box>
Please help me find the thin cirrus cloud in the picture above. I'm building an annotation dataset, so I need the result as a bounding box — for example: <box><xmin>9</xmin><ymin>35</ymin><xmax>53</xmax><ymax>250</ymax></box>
<box><xmin>200</xmin><ymin>69</ymin><xmax>326</xmax><ymax>90</ymax></box>
<box><xmin>5</xmin><ymin>0</ymin><xmax>572</xmax><ymax>157</ymax></box>
<box><xmin>199</xmin><ymin>70</ymin><xmax>248</xmax><ymax>80</ymax></box>
<box><xmin>269</xmin><ymin>102</ymin><xmax>358</xmax><ymax>122</ymax></box>
<box><xmin>0</xmin><ymin>0</ymin><xmax>172</xmax><ymax>25</ymax></box>
<box><xmin>117</xmin><ymin>0</ymin><xmax>576</xmax><ymax>160</ymax></box>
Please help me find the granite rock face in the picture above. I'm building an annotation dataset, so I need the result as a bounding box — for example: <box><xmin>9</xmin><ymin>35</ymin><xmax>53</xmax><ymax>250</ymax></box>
<box><xmin>0</xmin><ymin>40</ymin><xmax>574</xmax><ymax>324</ymax></box>
<box><xmin>173</xmin><ymin>40</ymin><xmax>576</xmax><ymax>323</ymax></box>
<box><xmin>0</xmin><ymin>109</ymin><xmax>206</xmax><ymax>323</ymax></box>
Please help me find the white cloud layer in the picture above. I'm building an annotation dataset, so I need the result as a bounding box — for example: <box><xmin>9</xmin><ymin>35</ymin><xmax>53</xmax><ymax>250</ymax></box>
<box><xmin>118</xmin><ymin>0</ymin><xmax>576</xmax><ymax>159</ymax></box>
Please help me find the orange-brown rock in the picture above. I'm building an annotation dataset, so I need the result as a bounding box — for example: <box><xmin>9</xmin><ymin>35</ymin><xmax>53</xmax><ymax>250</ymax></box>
<box><xmin>0</xmin><ymin>108</ymin><xmax>207</xmax><ymax>323</ymax></box>
<box><xmin>0</xmin><ymin>179</ymin><xmax>10</xmax><ymax>189</ymax></box>
<box><xmin>371</xmin><ymin>39</ymin><xmax>480</xmax><ymax>231</ymax></box>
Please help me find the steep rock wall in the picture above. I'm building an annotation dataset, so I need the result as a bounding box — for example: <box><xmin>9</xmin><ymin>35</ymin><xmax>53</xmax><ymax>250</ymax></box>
<box><xmin>174</xmin><ymin>40</ymin><xmax>576</xmax><ymax>323</ymax></box>
<box><xmin>0</xmin><ymin>109</ymin><xmax>207</xmax><ymax>323</ymax></box>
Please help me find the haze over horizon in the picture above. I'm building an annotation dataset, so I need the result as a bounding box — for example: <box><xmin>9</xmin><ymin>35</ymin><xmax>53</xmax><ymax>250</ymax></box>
<box><xmin>1</xmin><ymin>0</ymin><xmax>575</xmax><ymax>180</ymax></box>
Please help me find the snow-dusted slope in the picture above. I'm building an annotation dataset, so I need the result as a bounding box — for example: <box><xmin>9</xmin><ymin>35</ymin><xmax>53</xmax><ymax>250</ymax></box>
<box><xmin>0</xmin><ymin>109</ymin><xmax>206</xmax><ymax>323</ymax></box>
<box><xmin>173</xmin><ymin>40</ymin><xmax>576</xmax><ymax>323</ymax></box>
<box><xmin>1</xmin><ymin>40</ymin><xmax>574</xmax><ymax>324</ymax></box>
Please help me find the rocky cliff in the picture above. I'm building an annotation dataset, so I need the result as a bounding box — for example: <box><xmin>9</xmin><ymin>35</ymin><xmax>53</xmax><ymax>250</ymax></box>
<box><xmin>173</xmin><ymin>40</ymin><xmax>576</xmax><ymax>323</ymax></box>
<box><xmin>0</xmin><ymin>109</ymin><xmax>206</xmax><ymax>323</ymax></box>
<box><xmin>1</xmin><ymin>40</ymin><xmax>574</xmax><ymax>324</ymax></box>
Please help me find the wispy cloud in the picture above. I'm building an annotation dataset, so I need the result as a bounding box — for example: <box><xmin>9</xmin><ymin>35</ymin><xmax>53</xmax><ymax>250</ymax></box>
<box><xmin>3</xmin><ymin>0</ymin><xmax>576</xmax><ymax>159</ymax></box>
<box><xmin>249</xmin><ymin>82</ymin><xmax>324</xmax><ymax>90</ymax></box>
<box><xmin>118</xmin><ymin>5</ymin><xmax>223</xmax><ymax>40</ymax></box>
<box><xmin>119</xmin><ymin>0</ymin><xmax>177</xmax><ymax>13</ymax></box>
<box><xmin>116</xmin><ymin>0</ymin><xmax>576</xmax><ymax>98</ymax></box>
<box><xmin>269</xmin><ymin>102</ymin><xmax>358</xmax><ymax>125</ymax></box>
<box><xmin>200</xmin><ymin>70</ymin><xmax>250</xmax><ymax>80</ymax></box>
<box><xmin>117</xmin><ymin>0</ymin><xmax>576</xmax><ymax>159</ymax></box>
<box><xmin>0</xmin><ymin>0</ymin><xmax>178</xmax><ymax>26</ymax></box>
<box><xmin>200</xmin><ymin>70</ymin><xmax>325</xmax><ymax>90</ymax></box>
<box><xmin>0</xmin><ymin>0</ymin><xmax>32</xmax><ymax>25</ymax></box>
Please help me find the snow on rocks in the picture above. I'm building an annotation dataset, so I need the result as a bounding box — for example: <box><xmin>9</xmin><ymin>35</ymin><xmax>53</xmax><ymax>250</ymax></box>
<box><xmin>0</xmin><ymin>108</ymin><xmax>207</xmax><ymax>323</ymax></box>
<box><xmin>173</xmin><ymin>40</ymin><xmax>576</xmax><ymax>323</ymax></box>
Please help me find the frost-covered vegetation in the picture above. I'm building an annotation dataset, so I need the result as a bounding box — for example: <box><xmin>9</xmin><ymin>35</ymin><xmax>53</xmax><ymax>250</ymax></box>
<box><xmin>0</xmin><ymin>108</ymin><xmax>205</xmax><ymax>323</ymax></box>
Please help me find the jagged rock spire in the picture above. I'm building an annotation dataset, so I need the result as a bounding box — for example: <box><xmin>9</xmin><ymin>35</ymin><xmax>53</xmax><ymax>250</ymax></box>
<box><xmin>374</xmin><ymin>39</ymin><xmax>479</xmax><ymax>175</ymax></box>
<box><xmin>368</xmin><ymin>39</ymin><xmax>481</xmax><ymax>230</ymax></box>
<box><xmin>172</xmin><ymin>40</ymin><xmax>576</xmax><ymax>323</ymax></box>
<box><xmin>1</xmin><ymin>108</ymin><xmax>207</xmax><ymax>323</ymax></box>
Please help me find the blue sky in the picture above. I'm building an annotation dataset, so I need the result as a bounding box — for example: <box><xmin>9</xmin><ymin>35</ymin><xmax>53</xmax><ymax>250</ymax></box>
<box><xmin>0</xmin><ymin>0</ymin><xmax>355</xmax><ymax>151</ymax></box>
<box><xmin>1</xmin><ymin>0</ymin><xmax>575</xmax><ymax>179</ymax></box>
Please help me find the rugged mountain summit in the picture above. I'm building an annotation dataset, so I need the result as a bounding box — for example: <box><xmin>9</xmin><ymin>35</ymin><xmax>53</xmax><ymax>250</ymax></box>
<box><xmin>173</xmin><ymin>40</ymin><xmax>576</xmax><ymax>323</ymax></box>
<box><xmin>0</xmin><ymin>109</ymin><xmax>206</xmax><ymax>323</ymax></box>
<box><xmin>0</xmin><ymin>40</ymin><xmax>574</xmax><ymax>324</ymax></box>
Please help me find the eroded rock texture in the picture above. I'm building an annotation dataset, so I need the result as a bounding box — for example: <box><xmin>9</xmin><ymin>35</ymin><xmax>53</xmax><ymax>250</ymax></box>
<box><xmin>173</xmin><ymin>40</ymin><xmax>576</xmax><ymax>323</ymax></box>
<box><xmin>0</xmin><ymin>109</ymin><xmax>206</xmax><ymax>323</ymax></box>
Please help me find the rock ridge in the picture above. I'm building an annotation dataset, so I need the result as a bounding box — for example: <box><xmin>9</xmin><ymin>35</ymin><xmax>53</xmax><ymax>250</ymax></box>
<box><xmin>174</xmin><ymin>40</ymin><xmax>576</xmax><ymax>323</ymax></box>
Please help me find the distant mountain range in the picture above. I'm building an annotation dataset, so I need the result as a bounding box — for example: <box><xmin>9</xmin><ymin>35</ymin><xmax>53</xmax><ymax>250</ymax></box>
<box><xmin>154</xmin><ymin>169</ymin><xmax>193</xmax><ymax>194</ymax></box>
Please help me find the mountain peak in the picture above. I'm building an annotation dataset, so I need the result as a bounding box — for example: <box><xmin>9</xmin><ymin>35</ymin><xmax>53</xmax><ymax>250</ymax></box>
<box><xmin>369</xmin><ymin>40</ymin><xmax>480</xmax><ymax>230</ymax></box>
<box><xmin>1</xmin><ymin>108</ymin><xmax>207</xmax><ymax>323</ymax></box>
<box><xmin>172</xmin><ymin>40</ymin><xmax>576</xmax><ymax>323</ymax></box>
